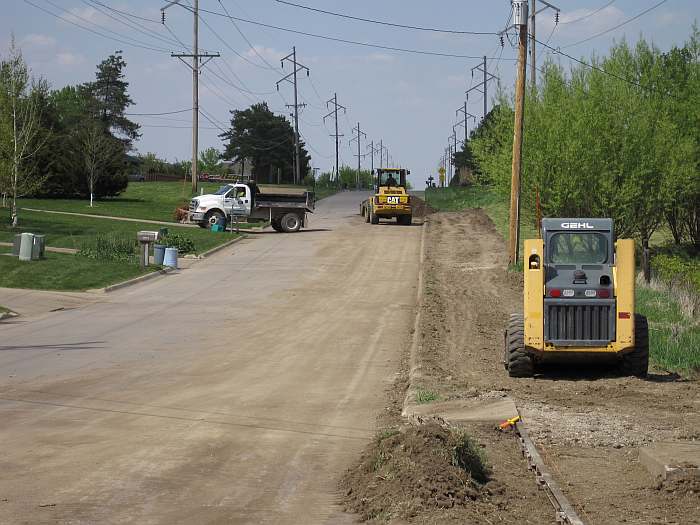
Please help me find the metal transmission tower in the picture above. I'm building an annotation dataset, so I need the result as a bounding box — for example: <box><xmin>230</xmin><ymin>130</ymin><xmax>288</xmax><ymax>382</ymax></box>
<box><xmin>530</xmin><ymin>0</ymin><xmax>560</xmax><ymax>89</ymax></box>
<box><xmin>323</xmin><ymin>93</ymin><xmax>346</xmax><ymax>186</ymax></box>
<box><xmin>161</xmin><ymin>0</ymin><xmax>219</xmax><ymax>193</ymax></box>
<box><xmin>276</xmin><ymin>47</ymin><xmax>309</xmax><ymax>185</ymax></box>
<box><xmin>349</xmin><ymin>123</ymin><xmax>367</xmax><ymax>190</ymax></box>
<box><xmin>366</xmin><ymin>141</ymin><xmax>380</xmax><ymax>174</ymax></box>
<box><xmin>509</xmin><ymin>0</ymin><xmax>529</xmax><ymax>265</ymax></box>
<box><xmin>378</xmin><ymin>140</ymin><xmax>388</xmax><ymax>168</ymax></box>
<box><xmin>466</xmin><ymin>56</ymin><xmax>500</xmax><ymax>121</ymax></box>
<box><xmin>456</xmin><ymin>102</ymin><xmax>478</xmax><ymax>145</ymax></box>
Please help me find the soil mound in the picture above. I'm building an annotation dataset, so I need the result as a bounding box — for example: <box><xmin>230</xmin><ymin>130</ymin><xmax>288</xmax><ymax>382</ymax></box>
<box><xmin>340</xmin><ymin>422</ymin><xmax>488</xmax><ymax>522</ymax></box>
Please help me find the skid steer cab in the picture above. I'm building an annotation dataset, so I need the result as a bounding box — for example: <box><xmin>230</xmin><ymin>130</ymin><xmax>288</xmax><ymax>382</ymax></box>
<box><xmin>505</xmin><ymin>218</ymin><xmax>648</xmax><ymax>378</ymax></box>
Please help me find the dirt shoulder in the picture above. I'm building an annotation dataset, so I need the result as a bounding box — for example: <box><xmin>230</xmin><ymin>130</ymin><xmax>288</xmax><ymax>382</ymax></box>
<box><xmin>415</xmin><ymin>210</ymin><xmax>700</xmax><ymax>524</ymax></box>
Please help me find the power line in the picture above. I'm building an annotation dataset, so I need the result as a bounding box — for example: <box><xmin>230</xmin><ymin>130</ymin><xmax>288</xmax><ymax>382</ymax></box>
<box><xmin>562</xmin><ymin>0</ymin><xmax>668</xmax><ymax>49</ymax></box>
<box><xmin>81</xmin><ymin>0</ymin><xmax>185</xmax><ymax>50</ymax></box>
<box><xmin>126</xmin><ymin>109</ymin><xmax>193</xmax><ymax>116</ymax></box>
<box><xmin>88</xmin><ymin>1</ymin><xmax>161</xmax><ymax>24</ymax></box>
<box><xmin>44</xmin><ymin>0</ymin><xmax>175</xmax><ymax>52</ymax></box>
<box><xmin>217</xmin><ymin>0</ymin><xmax>281</xmax><ymax>72</ymax></box>
<box><xmin>24</xmin><ymin>0</ymin><xmax>170</xmax><ymax>52</ymax></box>
<box><xmin>273</xmin><ymin>0</ymin><xmax>499</xmax><ymax>35</ymax></box>
<box><xmin>185</xmin><ymin>4</ymin><xmax>515</xmax><ymax>60</ymax></box>
<box><xmin>534</xmin><ymin>36</ymin><xmax>679</xmax><ymax>98</ymax></box>
<box><xmin>559</xmin><ymin>1</ymin><xmax>616</xmax><ymax>25</ymax></box>
<box><xmin>197</xmin><ymin>8</ymin><xmax>277</xmax><ymax>72</ymax></box>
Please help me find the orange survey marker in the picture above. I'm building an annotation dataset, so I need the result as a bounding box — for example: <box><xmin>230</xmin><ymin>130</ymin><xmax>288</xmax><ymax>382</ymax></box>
<box><xmin>498</xmin><ymin>416</ymin><xmax>521</xmax><ymax>431</ymax></box>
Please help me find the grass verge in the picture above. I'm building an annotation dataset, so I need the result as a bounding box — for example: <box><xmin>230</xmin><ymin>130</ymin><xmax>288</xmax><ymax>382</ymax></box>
<box><xmin>637</xmin><ymin>285</ymin><xmax>700</xmax><ymax>375</ymax></box>
<box><xmin>0</xmin><ymin>251</ymin><xmax>149</xmax><ymax>291</ymax></box>
<box><xmin>18</xmin><ymin>181</ymin><xmax>325</xmax><ymax>223</ymax></box>
<box><xmin>0</xmin><ymin>208</ymin><xmax>238</xmax><ymax>255</ymax></box>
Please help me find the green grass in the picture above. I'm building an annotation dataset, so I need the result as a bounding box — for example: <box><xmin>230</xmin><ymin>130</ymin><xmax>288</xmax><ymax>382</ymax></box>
<box><xmin>637</xmin><ymin>286</ymin><xmax>700</xmax><ymax>375</ymax></box>
<box><xmin>425</xmin><ymin>185</ymin><xmax>537</xmax><ymax>254</ymax></box>
<box><xmin>415</xmin><ymin>388</ymin><xmax>440</xmax><ymax>404</ymax></box>
<box><xmin>1</xmin><ymin>208</ymin><xmax>239</xmax><ymax>255</ymax></box>
<box><xmin>17</xmin><ymin>181</ymin><xmax>224</xmax><ymax>223</ymax></box>
<box><xmin>18</xmin><ymin>181</ymin><xmax>326</xmax><ymax>223</ymax></box>
<box><xmin>0</xmin><ymin>251</ymin><xmax>150</xmax><ymax>291</ymax></box>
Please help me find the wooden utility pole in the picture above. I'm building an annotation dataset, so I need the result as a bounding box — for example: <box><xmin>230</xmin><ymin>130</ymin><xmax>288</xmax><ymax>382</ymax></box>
<box><xmin>530</xmin><ymin>0</ymin><xmax>536</xmax><ymax>90</ymax></box>
<box><xmin>162</xmin><ymin>0</ymin><xmax>219</xmax><ymax>193</ymax></box>
<box><xmin>529</xmin><ymin>0</ymin><xmax>560</xmax><ymax>90</ymax></box>
<box><xmin>508</xmin><ymin>0</ymin><xmax>529</xmax><ymax>266</ymax></box>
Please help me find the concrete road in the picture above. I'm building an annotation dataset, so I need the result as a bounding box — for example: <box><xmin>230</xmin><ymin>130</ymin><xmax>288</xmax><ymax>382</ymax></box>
<box><xmin>0</xmin><ymin>192</ymin><xmax>422</xmax><ymax>524</ymax></box>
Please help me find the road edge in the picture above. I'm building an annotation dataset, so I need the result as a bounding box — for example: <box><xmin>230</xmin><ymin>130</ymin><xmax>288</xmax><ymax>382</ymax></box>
<box><xmin>99</xmin><ymin>235</ymin><xmax>248</xmax><ymax>293</ymax></box>
<box><xmin>401</xmin><ymin>218</ymin><xmax>428</xmax><ymax>418</ymax></box>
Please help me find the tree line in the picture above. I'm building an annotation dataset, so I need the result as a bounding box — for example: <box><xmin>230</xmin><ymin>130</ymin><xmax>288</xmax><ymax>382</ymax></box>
<box><xmin>457</xmin><ymin>26</ymin><xmax>699</xmax><ymax>250</ymax></box>
<box><xmin>0</xmin><ymin>42</ymin><xmax>143</xmax><ymax>224</ymax></box>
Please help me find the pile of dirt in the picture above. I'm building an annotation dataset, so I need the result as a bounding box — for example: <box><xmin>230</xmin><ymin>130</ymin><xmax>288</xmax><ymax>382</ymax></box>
<box><xmin>341</xmin><ymin>422</ymin><xmax>486</xmax><ymax>521</ymax></box>
<box><xmin>411</xmin><ymin>196</ymin><xmax>436</xmax><ymax>219</ymax></box>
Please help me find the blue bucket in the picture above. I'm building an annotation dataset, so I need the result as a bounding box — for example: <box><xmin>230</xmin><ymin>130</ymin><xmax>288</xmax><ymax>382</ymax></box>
<box><xmin>153</xmin><ymin>244</ymin><xmax>166</xmax><ymax>265</ymax></box>
<box><xmin>163</xmin><ymin>247</ymin><xmax>178</xmax><ymax>269</ymax></box>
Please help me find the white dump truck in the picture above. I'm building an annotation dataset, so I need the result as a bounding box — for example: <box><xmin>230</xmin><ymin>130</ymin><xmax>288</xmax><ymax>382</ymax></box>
<box><xmin>188</xmin><ymin>182</ymin><xmax>315</xmax><ymax>232</ymax></box>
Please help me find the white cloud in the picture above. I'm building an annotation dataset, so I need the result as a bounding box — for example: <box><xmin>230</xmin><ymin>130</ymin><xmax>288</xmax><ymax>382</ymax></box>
<box><xmin>56</xmin><ymin>52</ymin><xmax>85</xmax><ymax>66</ymax></box>
<box><xmin>245</xmin><ymin>45</ymin><xmax>284</xmax><ymax>64</ymax></box>
<box><xmin>538</xmin><ymin>6</ymin><xmax>626</xmax><ymax>40</ymax></box>
<box><xmin>366</xmin><ymin>52</ymin><xmax>395</xmax><ymax>63</ymax></box>
<box><xmin>61</xmin><ymin>6</ymin><xmax>112</xmax><ymax>27</ymax></box>
<box><xmin>21</xmin><ymin>34</ymin><xmax>57</xmax><ymax>48</ymax></box>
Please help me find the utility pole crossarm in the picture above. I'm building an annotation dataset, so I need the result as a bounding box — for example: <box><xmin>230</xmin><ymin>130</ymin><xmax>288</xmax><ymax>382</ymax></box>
<box><xmin>164</xmin><ymin>0</ymin><xmax>219</xmax><ymax>192</ymax></box>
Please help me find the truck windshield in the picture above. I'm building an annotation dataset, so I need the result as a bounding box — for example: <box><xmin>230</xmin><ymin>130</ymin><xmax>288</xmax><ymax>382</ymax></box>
<box><xmin>214</xmin><ymin>185</ymin><xmax>232</xmax><ymax>195</ymax></box>
<box><xmin>550</xmin><ymin>233</ymin><xmax>608</xmax><ymax>264</ymax></box>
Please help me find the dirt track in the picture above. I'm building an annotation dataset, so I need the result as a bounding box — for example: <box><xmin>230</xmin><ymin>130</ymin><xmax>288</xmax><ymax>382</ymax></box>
<box><xmin>417</xmin><ymin>210</ymin><xmax>700</xmax><ymax>524</ymax></box>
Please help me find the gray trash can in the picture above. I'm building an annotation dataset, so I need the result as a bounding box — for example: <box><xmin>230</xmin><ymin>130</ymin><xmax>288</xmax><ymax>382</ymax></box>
<box><xmin>32</xmin><ymin>235</ymin><xmax>46</xmax><ymax>260</ymax></box>
<box><xmin>153</xmin><ymin>244</ymin><xmax>166</xmax><ymax>265</ymax></box>
<box><xmin>19</xmin><ymin>233</ymin><xmax>34</xmax><ymax>262</ymax></box>
<box><xmin>12</xmin><ymin>234</ymin><xmax>22</xmax><ymax>256</ymax></box>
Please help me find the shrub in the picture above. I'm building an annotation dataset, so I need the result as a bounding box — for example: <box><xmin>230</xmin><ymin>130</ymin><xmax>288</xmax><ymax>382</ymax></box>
<box><xmin>78</xmin><ymin>233</ymin><xmax>137</xmax><ymax>262</ymax></box>
<box><xmin>161</xmin><ymin>232</ymin><xmax>195</xmax><ymax>254</ymax></box>
<box><xmin>652</xmin><ymin>252</ymin><xmax>700</xmax><ymax>294</ymax></box>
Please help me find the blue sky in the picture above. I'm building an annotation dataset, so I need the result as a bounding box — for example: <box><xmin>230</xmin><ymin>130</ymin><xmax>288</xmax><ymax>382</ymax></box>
<box><xmin>3</xmin><ymin>1</ymin><xmax>698</xmax><ymax>186</ymax></box>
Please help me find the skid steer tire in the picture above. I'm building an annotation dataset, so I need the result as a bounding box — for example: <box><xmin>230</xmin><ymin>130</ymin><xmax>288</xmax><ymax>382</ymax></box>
<box><xmin>398</xmin><ymin>215</ymin><xmax>412</xmax><ymax>226</ymax></box>
<box><xmin>620</xmin><ymin>314</ymin><xmax>649</xmax><ymax>378</ymax></box>
<box><xmin>370</xmin><ymin>208</ymin><xmax>379</xmax><ymax>225</ymax></box>
<box><xmin>365</xmin><ymin>205</ymin><xmax>370</xmax><ymax>223</ymax></box>
<box><xmin>506</xmin><ymin>313</ymin><xmax>534</xmax><ymax>378</ymax></box>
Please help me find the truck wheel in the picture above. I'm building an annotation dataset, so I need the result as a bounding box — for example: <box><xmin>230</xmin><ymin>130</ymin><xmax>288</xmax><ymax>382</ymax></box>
<box><xmin>280</xmin><ymin>213</ymin><xmax>302</xmax><ymax>233</ymax></box>
<box><xmin>270</xmin><ymin>218</ymin><xmax>283</xmax><ymax>232</ymax></box>
<box><xmin>506</xmin><ymin>313</ymin><xmax>534</xmax><ymax>378</ymax></box>
<box><xmin>370</xmin><ymin>207</ymin><xmax>379</xmax><ymax>225</ymax></box>
<box><xmin>620</xmin><ymin>314</ymin><xmax>649</xmax><ymax>377</ymax></box>
<box><xmin>205</xmin><ymin>210</ymin><xmax>225</xmax><ymax>230</ymax></box>
<box><xmin>198</xmin><ymin>222</ymin><xmax>208</xmax><ymax>229</ymax></box>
